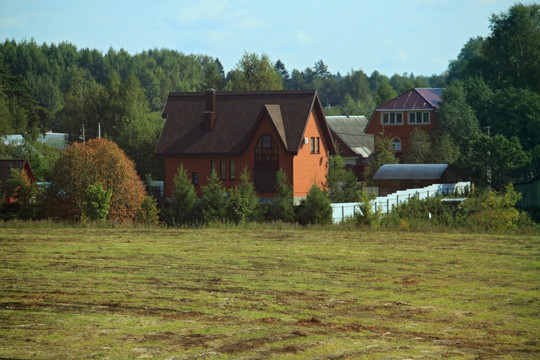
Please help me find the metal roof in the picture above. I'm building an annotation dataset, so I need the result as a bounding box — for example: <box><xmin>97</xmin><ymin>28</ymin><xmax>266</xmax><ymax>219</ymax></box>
<box><xmin>377</xmin><ymin>88</ymin><xmax>443</xmax><ymax>111</ymax></box>
<box><xmin>373</xmin><ymin>164</ymin><xmax>449</xmax><ymax>180</ymax></box>
<box><xmin>325</xmin><ymin>116</ymin><xmax>374</xmax><ymax>158</ymax></box>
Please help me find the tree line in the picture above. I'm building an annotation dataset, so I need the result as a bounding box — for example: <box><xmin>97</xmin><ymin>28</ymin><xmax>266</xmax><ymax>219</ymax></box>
<box><xmin>0</xmin><ymin>2</ymin><xmax>538</xmax><ymax>190</ymax></box>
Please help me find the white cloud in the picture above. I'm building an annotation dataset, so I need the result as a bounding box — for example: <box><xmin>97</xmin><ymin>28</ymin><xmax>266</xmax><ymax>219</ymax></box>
<box><xmin>176</xmin><ymin>0</ymin><xmax>229</xmax><ymax>23</ymax></box>
<box><xmin>397</xmin><ymin>49</ymin><xmax>408</xmax><ymax>64</ymax></box>
<box><xmin>295</xmin><ymin>30</ymin><xmax>314</xmax><ymax>45</ymax></box>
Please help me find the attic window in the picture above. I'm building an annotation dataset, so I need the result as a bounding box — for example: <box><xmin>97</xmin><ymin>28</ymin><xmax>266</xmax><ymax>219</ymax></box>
<box><xmin>382</xmin><ymin>112</ymin><xmax>403</xmax><ymax>125</ymax></box>
<box><xmin>409</xmin><ymin>112</ymin><xmax>430</xmax><ymax>124</ymax></box>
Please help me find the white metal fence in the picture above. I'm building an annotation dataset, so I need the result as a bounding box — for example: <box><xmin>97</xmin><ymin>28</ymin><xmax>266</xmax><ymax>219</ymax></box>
<box><xmin>331</xmin><ymin>182</ymin><xmax>472</xmax><ymax>223</ymax></box>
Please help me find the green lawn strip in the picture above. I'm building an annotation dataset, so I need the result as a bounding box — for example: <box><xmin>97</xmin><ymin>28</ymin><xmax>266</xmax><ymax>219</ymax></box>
<box><xmin>0</xmin><ymin>227</ymin><xmax>538</xmax><ymax>358</ymax></box>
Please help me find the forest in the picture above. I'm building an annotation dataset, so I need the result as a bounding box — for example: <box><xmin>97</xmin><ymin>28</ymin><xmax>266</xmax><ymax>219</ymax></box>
<box><xmin>0</xmin><ymin>3</ymin><xmax>538</xmax><ymax>189</ymax></box>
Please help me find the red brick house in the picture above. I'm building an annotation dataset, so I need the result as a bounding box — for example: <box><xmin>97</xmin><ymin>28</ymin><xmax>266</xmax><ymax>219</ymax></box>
<box><xmin>155</xmin><ymin>90</ymin><xmax>336</xmax><ymax>201</ymax></box>
<box><xmin>0</xmin><ymin>159</ymin><xmax>35</xmax><ymax>204</ymax></box>
<box><xmin>364</xmin><ymin>88</ymin><xmax>443</xmax><ymax>155</ymax></box>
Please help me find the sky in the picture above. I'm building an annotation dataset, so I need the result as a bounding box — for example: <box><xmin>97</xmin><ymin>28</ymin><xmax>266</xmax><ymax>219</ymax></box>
<box><xmin>0</xmin><ymin>0</ymin><xmax>518</xmax><ymax>77</ymax></box>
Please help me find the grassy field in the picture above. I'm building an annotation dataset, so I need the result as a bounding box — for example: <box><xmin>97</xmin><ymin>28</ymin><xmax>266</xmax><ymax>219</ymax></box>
<box><xmin>0</xmin><ymin>226</ymin><xmax>538</xmax><ymax>359</ymax></box>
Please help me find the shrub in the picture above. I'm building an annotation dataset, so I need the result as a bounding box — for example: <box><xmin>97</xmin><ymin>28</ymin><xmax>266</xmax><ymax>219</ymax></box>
<box><xmin>464</xmin><ymin>184</ymin><xmax>521</xmax><ymax>232</ymax></box>
<box><xmin>167</xmin><ymin>164</ymin><xmax>197</xmax><ymax>226</ymax></box>
<box><xmin>134</xmin><ymin>196</ymin><xmax>160</xmax><ymax>226</ymax></box>
<box><xmin>226</xmin><ymin>168</ymin><xmax>259</xmax><ymax>224</ymax></box>
<box><xmin>200</xmin><ymin>170</ymin><xmax>227</xmax><ymax>223</ymax></box>
<box><xmin>2</xmin><ymin>169</ymin><xmax>40</xmax><ymax>220</ymax></box>
<box><xmin>82</xmin><ymin>183</ymin><xmax>112</xmax><ymax>222</ymax></box>
<box><xmin>355</xmin><ymin>189</ymin><xmax>381</xmax><ymax>227</ymax></box>
<box><xmin>296</xmin><ymin>184</ymin><xmax>332</xmax><ymax>225</ymax></box>
<box><xmin>267</xmin><ymin>169</ymin><xmax>294</xmax><ymax>222</ymax></box>
<box><xmin>45</xmin><ymin>138</ymin><xmax>146</xmax><ymax>222</ymax></box>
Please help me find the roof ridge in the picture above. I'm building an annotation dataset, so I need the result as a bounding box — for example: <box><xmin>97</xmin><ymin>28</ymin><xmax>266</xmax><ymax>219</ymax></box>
<box><xmin>168</xmin><ymin>89</ymin><xmax>317</xmax><ymax>97</ymax></box>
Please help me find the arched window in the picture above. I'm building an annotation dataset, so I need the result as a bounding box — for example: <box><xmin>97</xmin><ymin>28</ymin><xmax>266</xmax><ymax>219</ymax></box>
<box><xmin>391</xmin><ymin>137</ymin><xmax>401</xmax><ymax>151</ymax></box>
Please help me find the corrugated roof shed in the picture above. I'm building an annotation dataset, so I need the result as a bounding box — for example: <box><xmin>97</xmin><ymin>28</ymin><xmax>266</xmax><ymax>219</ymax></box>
<box><xmin>373</xmin><ymin>164</ymin><xmax>449</xmax><ymax>180</ymax></box>
<box><xmin>325</xmin><ymin>116</ymin><xmax>373</xmax><ymax>158</ymax></box>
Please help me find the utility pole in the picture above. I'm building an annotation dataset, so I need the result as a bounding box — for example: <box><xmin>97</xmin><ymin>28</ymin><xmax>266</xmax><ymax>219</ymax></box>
<box><xmin>82</xmin><ymin>123</ymin><xmax>85</xmax><ymax>145</ymax></box>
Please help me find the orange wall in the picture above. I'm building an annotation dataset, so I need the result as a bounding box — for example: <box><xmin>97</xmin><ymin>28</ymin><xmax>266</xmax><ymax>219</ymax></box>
<box><xmin>365</xmin><ymin>110</ymin><xmax>438</xmax><ymax>153</ymax></box>
<box><xmin>292</xmin><ymin>110</ymin><xmax>329</xmax><ymax>198</ymax></box>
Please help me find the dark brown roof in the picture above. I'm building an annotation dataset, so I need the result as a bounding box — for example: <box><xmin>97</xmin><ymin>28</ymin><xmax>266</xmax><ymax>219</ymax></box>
<box><xmin>155</xmin><ymin>90</ymin><xmax>334</xmax><ymax>156</ymax></box>
<box><xmin>377</xmin><ymin>88</ymin><xmax>443</xmax><ymax>111</ymax></box>
<box><xmin>0</xmin><ymin>159</ymin><xmax>29</xmax><ymax>196</ymax></box>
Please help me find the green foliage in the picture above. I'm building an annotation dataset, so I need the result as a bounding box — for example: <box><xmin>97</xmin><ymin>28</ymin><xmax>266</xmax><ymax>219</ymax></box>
<box><xmin>374</xmin><ymin>77</ymin><xmax>397</xmax><ymax>106</ymax></box>
<box><xmin>437</xmin><ymin>81</ymin><xmax>480</xmax><ymax>156</ymax></box>
<box><xmin>168</xmin><ymin>163</ymin><xmax>197</xmax><ymax>226</ymax></box>
<box><xmin>464</xmin><ymin>184</ymin><xmax>522</xmax><ymax>232</ymax></box>
<box><xmin>466</xmin><ymin>134</ymin><xmax>530</xmax><ymax>190</ymax></box>
<box><xmin>296</xmin><ymin>184</ymin><xmax>332</xmax><ymax>225</ymax></box>
<box><xmin>267</xmin><ymin>168</ymin><xmax>295</xmax><ymax>222</ymax></box>
<box><xmin>200</xmin><ymin>170</ymin><xmax>227</xmax><ymax>223</ymax></box>
<box><xmin>326</xmin><ymin>153</ymin><xmax>361</xmax><ymax>202</ymax></box>
<box><xmin>134</xmin><ymin>196</ymin><xmax>160</xmax><ymax>226</ymax></box>
<box><xmin>3</xmin><ymin>168</ymin><xmax>40</xmax><ymax>220</ymax></box>
<box><xmin>402</xmin><ymin>128</ymin><xmax>432</xmax><ymax>164</ymax></box>
<box><xmin>484</xmin><ymin>3</ymin><xmax>540</xmax><ymax>92</ymax></box>
<box><xmin>229</xmin><ymin>52</ymin><xmax>283</xmax><ymax>91</ymax></box>
<box><xmin>431</xmin><ymin>133</ymin><xmax>460</xmax><ymax>165</ymax></box>
<box><xmin>384</xmin><ymin>195</ymin><xmax>469</xmax><ymax>229</ymax></box>
<box><xmin>226</xmin><ymin>168</ymin><xmax>259</xmax><ymax>224</ymax></box>
<box><xmin>365</xmin><ymin>134</ymin><xmax>398</xmax><ymax>185</ymax></box>
<box><xmin>355</xmin><ymin>189</ymin><xmax>381</xmax><ymax>227</ymax></box>
<box><xmin>82</xmin><ymin>182</ymin><xmax>112</xmax><ymax>222</ymax></box>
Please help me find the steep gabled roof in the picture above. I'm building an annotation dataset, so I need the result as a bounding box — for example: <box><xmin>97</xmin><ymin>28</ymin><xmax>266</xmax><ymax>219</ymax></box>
<box><xmin>377</xmin><ymin>88</ymin><xmax>443</xmax><ymax>111</ymax></box>
<box><xmin>326</xmin><ymin>116</ymin><xmax>373</xmax><ymax>158</ymax></box>
<box><xmin>155</xmin><ymin>90</ymin><xmax>334</xmax><ymax>156</ymax></box>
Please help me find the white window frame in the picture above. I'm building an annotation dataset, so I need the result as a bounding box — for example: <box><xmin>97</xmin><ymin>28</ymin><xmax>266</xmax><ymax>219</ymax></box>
<box><xmin>408</xmin><ymin>111</ymin><xmax>430</xmax><ymax>125</ymax></box>
<box><xmin>391</xmin><ymin>137</ymin><xmax>401</xmax><ymax>151</ymax></box>
<box><xmin>381</xmin><ymin>112</ymin><xmax>403</xmax><ymax>125</ymax></box>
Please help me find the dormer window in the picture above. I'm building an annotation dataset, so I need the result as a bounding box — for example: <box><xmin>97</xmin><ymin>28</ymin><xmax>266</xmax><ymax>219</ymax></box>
<box><xmin>382</xmin><ymin>112</ymin><xmax>403</xmax><ymax>125</ymax></box>
<box><xmin>409</xmin><ymin>112</ymin><xmax>430</xmax><ymax>124</ymax></box>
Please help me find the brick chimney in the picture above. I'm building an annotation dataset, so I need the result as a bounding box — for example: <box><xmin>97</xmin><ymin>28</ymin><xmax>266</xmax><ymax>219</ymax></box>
<box><xmin>204</xmin><ymin>89</ymin><xmax>216</xmax><ymax>131</ymax></box>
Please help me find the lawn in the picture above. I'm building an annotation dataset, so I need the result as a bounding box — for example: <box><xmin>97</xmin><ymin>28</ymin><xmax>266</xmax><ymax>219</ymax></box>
<box><xmin>0</xmin><ymin>226</ymin><xmax>538</xmax><ymax>359</ymax></box>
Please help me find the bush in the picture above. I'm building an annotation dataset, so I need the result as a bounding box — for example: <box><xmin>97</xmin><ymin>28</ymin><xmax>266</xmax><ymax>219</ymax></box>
<box><xmin>226</xmin><ymin>168</ymin><xmax>259</xmax><ymax>224</ymax></box>
<box><xmin>82</xmin><ymin>183</ymin><xmax>112</xmax><ymax>222</ymax></box>
<box><xmin>45</xmin><ymin>138</ymin><xmax>146</xmax><ymax>222</ymax></box>
<box><xmin>355</xmin><ymin>189</ymin><xmax>381</xmax><ymax>227</ymax></box>
<box><xmin>385</xmin><ymin>195</ymin><xmax>468</xmax><ymax>228</ymax></box>
<box><xmin>2</xmin><ymin>169</ymin><xmax>41</xmax><ymax>220</ymax></box>
<box><xmin>167</xmin><ymin>164</ymin><xmax>197</xmax><ymax>226</ymax></box>
<box><xmin>200</xmin><ymin>170</ymin><xmax>227</xmax><ymax>223</ymax></box>
<box><xmin>464</xmin><ymin>184</ymin><xmax>521</xmax><ymax>232</ymax></box>
<box><xmin>134</xmin><ymin>196</ymin><xmax>160</xmax><ymax>225</ymax></box>
<box><xmin>267</xmin><ymin>169</ymin><xmax>294</xmax><ymax>222</ymax></box>
<box><xmin>296</xmin><ymin>184</ymin><xmax>332</xmax><ymax>225</ymax></box>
